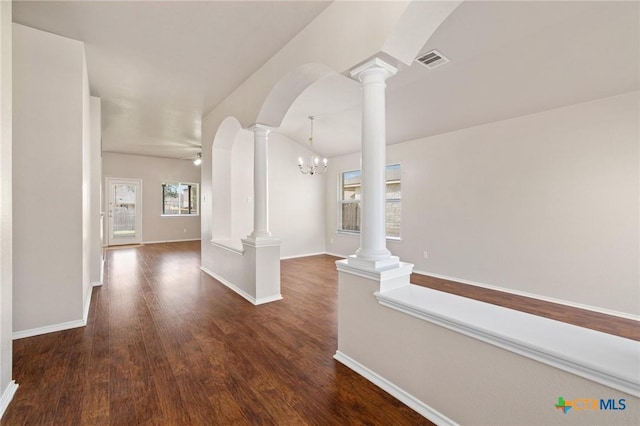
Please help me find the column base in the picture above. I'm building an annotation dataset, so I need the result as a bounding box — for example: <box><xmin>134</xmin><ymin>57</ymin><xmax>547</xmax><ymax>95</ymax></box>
<box><xmin>241</xmin><ymin>237</ymin><xmax>282</xmax><ymax>304</ymax></box>
<box><xmin>242</xmin><ymin>236</ymin><xmax>281</xmax><ymax>248</ymax></box>
<box><xmin>347</xmin><ymin>254</ymin><xmax>400</xmax><ymax>271</ymax></box>
<box><xmin>337</xmin><ymin>258</ymin><xmax>414</xmax><ymax>292</ymax></box>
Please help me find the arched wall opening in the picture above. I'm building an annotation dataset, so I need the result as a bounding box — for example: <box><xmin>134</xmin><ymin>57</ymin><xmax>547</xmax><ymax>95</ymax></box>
<box><xmin>209</xmin><ymin>63</ymin><xmax>345</xmax><ymax>256</ymax></box>
<box><xmin>255</xmin><ymin>62</ymin><xmax>337</xmax><ymax>128</ymax></box>
<box><xmin>211</xmin><ymin>116</ymin><xmax>248</xmax><ymax>243</ymax></box>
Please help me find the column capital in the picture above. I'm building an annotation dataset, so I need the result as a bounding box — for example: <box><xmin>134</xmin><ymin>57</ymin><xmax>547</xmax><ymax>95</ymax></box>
<box><xmin>350</xmin><ymin>57</ymin><xmax>398</xmax><ymax>83</ymax></box>
<box><xmin>248</xmin><ymin>123</ymin><xmax>274</xmax><ymax>134</ymax></box>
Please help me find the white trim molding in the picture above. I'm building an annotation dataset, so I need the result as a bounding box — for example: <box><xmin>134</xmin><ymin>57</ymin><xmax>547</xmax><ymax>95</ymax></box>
<box><xmin>93</xmin><ymin>256</ymin><xmax>105</xmax><ymax>287</ymax></box>
<box><xmin>255</xmin><ymin>294</ymin><xmax>283</xmax><ymax>305</ymax></box>
<box><xmin>83</xmin><ymin>287</ymin><xmax>93</xmax><ymax>324</ymax></box>
<box><xmin>280</xmin><ymin>252</ymin><xmax>326</xmax><ymax>260</ymax></box>
<box><xmin>413</xmin><ymin>269</ymin><xmax>640</xmax><ymax>321</ymax></box>
<box><xmin>0</xmin><ymin>381</ymin><xmax>18</xmax><ymax>420</ymax></box>
<box><xmin>241</xmin><ymin>237</ymin><xmax>281</xmax><ymax>248</ymax></box>
<box><xmin>201</xmin><ymin>266</ymin><xmax>254</xmax><ymax>303</ymax></box>
<box><xmin>13</xmin><ymin>319</ymin><xmax>86</xmax><ymax>340</ymax></box>
<box><xmin>324</xmin><ymin>251</ymin><xmax>347</xmax><ymax>259</ymax></box>
<box><xmin>336</xmin><ymin>259</ymin><xmax>413</xmax><ymax>292</ymax></box>
<box><xmin>334</xmin><ymin>351</ymin><xmax>457</xmax><ymax>426</ymax></box>
<box><xmin>210</xmin><ymin>239</ymin><xmax>244</xmax><ymax>255</ymax></box>
<box><xmin>376</xmin><ymin>284</ymin><xmax>640</xmax><ymax>397</ymax></box>
<box><xmin>200</xmin><ymin>266</ymin><xmax>282</xmax><ymax>306</ymax></box>
<box><xmin>143</xmin><ymin>238</ymin><xmax>201</xmax><ymax>245</ymax></box>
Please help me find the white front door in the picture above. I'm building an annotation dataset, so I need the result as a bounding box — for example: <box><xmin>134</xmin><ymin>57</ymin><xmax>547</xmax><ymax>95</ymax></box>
<box><xmin>106</xmin><ymin>178</ymin><xmax>142</xmax><ymax>246</ymax></box>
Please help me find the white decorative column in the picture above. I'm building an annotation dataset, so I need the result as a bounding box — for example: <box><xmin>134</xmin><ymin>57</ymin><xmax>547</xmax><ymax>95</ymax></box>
<box><xmin>248</xmin><ymin>124</ymin><xmax>272</xmax><ymax>240</ymax></box>
<box><xmin>241</xmin><ymin>124</ymin><xmax>281</xmax><ymax>305</ymax></box>
<box><xmin>347</xmin><ymin>58</ymin><xmax>400</xmax><ymax>271</ymax></box>
<box><xmin>334</xmin><ymin>57</ymin><xmax>414</xmax><ymax>378</ymax></box>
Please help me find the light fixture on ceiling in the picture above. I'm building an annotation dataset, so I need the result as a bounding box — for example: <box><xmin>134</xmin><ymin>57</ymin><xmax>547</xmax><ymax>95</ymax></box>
<box><xmin>298</xmin><ymin>116</ymin><xmax>327</xmax><ymax>175</ymax></box>
<box><xmin>193</xmin><ymin>152</ymin><xmax>202</xmax><ymax>166</ymax></box>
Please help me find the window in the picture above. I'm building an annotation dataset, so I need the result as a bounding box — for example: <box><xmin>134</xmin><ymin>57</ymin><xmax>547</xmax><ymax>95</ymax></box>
<box><xmin>162</xmin><ymin>182</ymin><xmax>199</xmax><ymax>216</ymax></box>
<box><xmin>338</xmin><ymin>164</ymin><xmax>401</xmax><ymax>238</ymax></box>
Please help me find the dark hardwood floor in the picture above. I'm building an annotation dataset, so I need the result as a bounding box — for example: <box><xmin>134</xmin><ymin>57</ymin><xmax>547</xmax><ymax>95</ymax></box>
<box><xmin>2</xmin><ymin>242</ymin><xmax>431</xmax><ymax>425</ymax></box>
<box><xmin>4</xmin><ymin>243</ymin><xmax>636</xmax><ymax>425</ymax></box>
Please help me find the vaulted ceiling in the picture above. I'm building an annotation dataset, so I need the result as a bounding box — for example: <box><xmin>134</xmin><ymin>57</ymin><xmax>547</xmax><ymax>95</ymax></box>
<box><xmin>13</xmin><ymin>0</ymin><xmax>331</xmax><ymax>159</ymax></box>
<box><xmin>13</xmin><ymin>1</ymin><xmax>640</xmax><ymax>160</ymax></box>
<box><xmin>278</xmin><ymin>1</ymin><xmax>640</xmax><ymax>158</ymax></box>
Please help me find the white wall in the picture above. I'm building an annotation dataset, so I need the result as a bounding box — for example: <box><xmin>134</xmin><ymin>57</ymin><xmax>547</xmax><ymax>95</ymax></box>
<box><xmin>81</xmin><ymin>49</ymin><xmax>91</xmax><ymax>320</ymax></box>
<box><xmin>229</xmin><ymin>130</ymin><xmax>253</xmax><ymax>241</ymax></box>
<box><xmin>337</xmin><ymin>272</ymin><xmax>639</xmax><ymax>425</ymax></box>
<box><xmin>229</xmin><ymin>130</ymin><xmax>326</xmax><ymax>257</ymax></box>
<box><xmin>89</xmin><ymin>97</ymin><xmax>102</xmax><ymax>285</ymax></box>
<box><xmin>327</xmin><ymin>92</ymin><xmax>640</xmax><ymax>317</ymax></box>
<box><xmin>13</xmin><ymin>24</ymin><xmax>88</xmax><ymax>334</ymax></box>
<box><xmin>269</xmin><ymin>132</ymin><xmax>325</xmax><ymax>258</ymax></box>
<box><xmin>0</xmin><ymin>0</ymin><xmax>16</xmax><ymax>416</ymax></box>
<box><xmin>102</xmin><ymin>152</ymin><xmax>201</xmax><ymax>243</ymax></box>
<box><xmin>208</xmin><ymin>126</ymin><xmax>325</xmax><ymax>260</ymax></box>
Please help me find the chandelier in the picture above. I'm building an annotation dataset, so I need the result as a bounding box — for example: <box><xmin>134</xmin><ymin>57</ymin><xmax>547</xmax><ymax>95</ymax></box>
<box><xmin>298</xmin><ymin>116</ymin><xmax>327</xmax><ymax>175</ymax></box>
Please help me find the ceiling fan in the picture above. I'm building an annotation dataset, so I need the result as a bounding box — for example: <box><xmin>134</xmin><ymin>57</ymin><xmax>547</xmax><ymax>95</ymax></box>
<box><xmin>179</xmin><ymin>151</ymin><xmax>202</xmax><ymax>165</ymax></box>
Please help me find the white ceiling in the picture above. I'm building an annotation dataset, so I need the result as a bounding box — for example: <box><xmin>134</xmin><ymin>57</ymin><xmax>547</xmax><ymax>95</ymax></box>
<box><xmin>12</xmin><ymin>0</ymin><xmax>331</xmax><ymax>159</ymax></box>
<box><xmin>278</xmin><ymin>0</ymin><xmax>640</xmax><ymax>158</ymax></box>
<box><xmin>13</xmin><ymin>1</ymin><xmax>640</xmax><ymax>160</ymax></box>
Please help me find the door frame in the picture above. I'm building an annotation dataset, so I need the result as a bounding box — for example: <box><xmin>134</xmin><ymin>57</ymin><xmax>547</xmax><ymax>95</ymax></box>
<box><xmin>105</xmin><ymin>177</ymin><xmax>143</xmax><ymax>246</ymax></box>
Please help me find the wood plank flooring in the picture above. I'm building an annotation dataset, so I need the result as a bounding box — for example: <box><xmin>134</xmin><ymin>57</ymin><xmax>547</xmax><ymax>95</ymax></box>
<box><xmin>2</xmin><ymin>242</ymin><xmax>431</xmax><ymax>425</ymax></box>
<box><xmin>410</xmin><ymin>273</ymin><xmax>640</xmax><ymax>341</ymax></box>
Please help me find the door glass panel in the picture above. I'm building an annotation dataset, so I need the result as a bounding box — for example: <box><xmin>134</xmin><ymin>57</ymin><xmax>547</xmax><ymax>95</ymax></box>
<box><xmin>113</xmin><ymin>184</ymin><xmax>137</xmax><ymax>238</ymax></box>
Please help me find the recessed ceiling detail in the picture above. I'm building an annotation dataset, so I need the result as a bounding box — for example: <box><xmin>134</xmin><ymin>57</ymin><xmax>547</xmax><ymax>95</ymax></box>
<box><xmin>415</xmin><ymin>49</ymin><xmax>450</xmax><ymax>70</ymax></box>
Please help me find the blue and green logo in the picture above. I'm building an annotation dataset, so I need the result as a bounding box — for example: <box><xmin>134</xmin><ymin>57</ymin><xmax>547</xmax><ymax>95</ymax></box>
<box><xmin>555</xmin><ymin>397</ymin><xmax>572</xmax><ymax>414</ymax></box>
<box><xmin>555</xmin><ymin>396</ymin><xmax>626</xmax><ymax>414</ymax></box>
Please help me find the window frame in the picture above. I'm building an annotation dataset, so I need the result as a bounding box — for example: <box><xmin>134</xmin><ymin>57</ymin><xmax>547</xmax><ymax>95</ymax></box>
<box><xmin>161</xmin><ymin>181</ymin><xmax>200</xmax><ymax>217</ymax></box>
<box><xmin>337</xmin><ymin>164</ymin><xmax>401</xmax><ymax>239</ymax></box>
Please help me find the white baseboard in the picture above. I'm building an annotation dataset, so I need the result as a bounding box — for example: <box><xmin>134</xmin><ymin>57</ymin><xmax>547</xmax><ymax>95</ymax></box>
<box><xmin>13</xmin><ymin>318</ymin><xmax>86</xmax><ymax>340</ymax></box>
<box><xmin>0</xmin><ymin>381</ymin><xmax>18</xmax><ymax>420</ymax></box>
<box><xmin>412</xmin><ymin>269</ymin><xmax>640</xmax><ymax>321</ymax></box>
<box><xmin>93</xmin><ymin>257</ymin><xmax>105</xmax><ymax>287</ymax></box>
<box><xmin>325</xmin><ymin>252</ymin><xmax>347</xmax><ymax>259</ymax></box>
<box><xmin>255</xmin><ymin>294</ymin><xmax>283</xmax><ymax>305</ymax></box>
<box><xmin>333</xmin><ymin>351</ymin><xmax>457</xmax><ymax>426</ymax></box>
<box><xmin>83</xmin><ymin>286</ymin><xmax>93</xmax><ymax>324</ymax></box>
<box><xmin>143</xmin><ymin>238</ymin><xmax>201</xmax><ymax>244</ymax></box>
<box><xmin>280</xmin><ymin>251</ymin><xmax>326</xmax><ymax>260</ymax></box>
<box><xmin>200</xmin><ymin>266</ymin><xmax>281</xmax><ymax>306</ymax></box>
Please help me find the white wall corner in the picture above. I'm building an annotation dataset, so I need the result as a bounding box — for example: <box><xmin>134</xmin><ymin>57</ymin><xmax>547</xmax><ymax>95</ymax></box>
<box><xmin>83</xmin><ymin>287</ymin><xmax>93</xmax><ymax>323</ymax></box>
<box><xmin>0</xmin><ymin>380</ymin><xmax>18</xmax><ymax>420</ymax></box>
<box><xmin>92</xmin><ymin>257</ymin><xmax>105</xmax><ymax>287</ymax></box>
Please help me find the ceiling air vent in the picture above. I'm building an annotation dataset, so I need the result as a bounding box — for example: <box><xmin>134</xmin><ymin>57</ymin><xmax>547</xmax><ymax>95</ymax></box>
<box><xmin>415</xmin><ymin>49</ymin><xmax>449</xmax><ymax>70</ymax></box>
